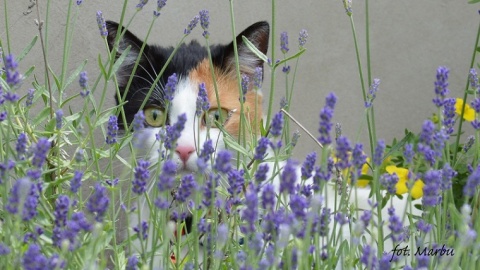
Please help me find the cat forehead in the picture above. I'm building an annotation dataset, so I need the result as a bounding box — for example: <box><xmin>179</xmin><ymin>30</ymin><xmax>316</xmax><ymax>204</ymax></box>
<box><xmin>153</xmin><ymin>41</ymin><xmax>211</xmax><ymax>76</ymax></box>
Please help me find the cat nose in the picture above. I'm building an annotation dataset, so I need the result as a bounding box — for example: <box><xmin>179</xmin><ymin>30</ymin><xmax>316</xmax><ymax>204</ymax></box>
<box><xmin>175</xmin><ymin>145</ymin><xmax>195</xmax><ymax>164</ymax></box>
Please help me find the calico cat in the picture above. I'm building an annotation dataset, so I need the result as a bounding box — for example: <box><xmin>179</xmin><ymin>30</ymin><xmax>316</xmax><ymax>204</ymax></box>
<box><xmin>106</xmin><ymin>20</ymin><xmax>424</xmax><ymax>268</ymax></box>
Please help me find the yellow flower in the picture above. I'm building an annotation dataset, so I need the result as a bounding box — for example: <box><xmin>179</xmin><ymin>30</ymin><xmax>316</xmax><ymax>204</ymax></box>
<box><xmin>386</xmin><ymin>165</ymin><xmax>424</xmax><ymax>199</ymax></box>
<box><xmin>455</xmin><ymin>98</ymin><xmax>475</xmax><ymax>122</ymax></box>
<box><xmin>357</xmin><ymin>158</ymin><xmax>371</xmax><ymax>188</ymax></box>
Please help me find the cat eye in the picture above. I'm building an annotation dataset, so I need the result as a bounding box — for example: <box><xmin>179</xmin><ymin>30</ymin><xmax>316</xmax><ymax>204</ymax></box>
<box><xmin>144</xmin><ymin>106</ymin><xmax>166</xmax><ymax>127</ymax></box>
<box><xmin>202</xmin><ymin>108</ymin><xmax>229</xmax><ymax>128</ymax></box>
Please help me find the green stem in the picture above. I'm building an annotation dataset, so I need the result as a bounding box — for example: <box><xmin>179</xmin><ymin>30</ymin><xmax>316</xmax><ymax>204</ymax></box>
<box><xmin>266</xmin><ymin>0</ymin><xmax>277</xmax><ymax>128</ymax></box>
<box><xmin>453</xmin><ymin>19</ymin><xmax>480</xmax><ymax>166</ymax></box>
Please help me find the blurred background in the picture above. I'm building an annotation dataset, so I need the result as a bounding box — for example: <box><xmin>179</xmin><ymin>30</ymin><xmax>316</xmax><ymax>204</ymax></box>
<box><xmin>1</xmin><ymin>0</ymin><xmax>477</xmax><ymax>160</ymax></box>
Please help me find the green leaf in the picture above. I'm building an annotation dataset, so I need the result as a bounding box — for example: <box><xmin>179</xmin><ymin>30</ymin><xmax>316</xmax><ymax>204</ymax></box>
<box><xmin>469</xmin><ymin>0</ymin><xmax>480</xmax><ymax>4</ymax></box>
<box><xmin>98</xmin><ymin>54</ymin><xmax>108</xmax><ymax>79</ymax></box>
<box><xmin>241</xmin><ymin>36</ymin><xmax>269</xmax><ymax>63</ymax></box>
<box><xmin>64</xmin><ymin>60</ymin><xmax>88</xmax><ymax>90</ymax></box>
<box><xmin>33</xmin><ymin>107</ymin><xmax>52</xmax><ymax>124</ymax></box>
<box><xmin>18</xmin><ymin>36</ymin><xmax>38</xmax><ymax>62</ymax></box>
<box><xmin>383</xmin><ymin>132</ymin><xmax>414</xmax><ymax>161</ymax></box>
<box><xmin>274</xmin><ymin>48</ymin><xmax>306</xmax><ymax>68</ymax></box>
<box><xmin>110</xmin><ymin>46</ymin><xmax>131</xmax><ymax>79</ymax></box>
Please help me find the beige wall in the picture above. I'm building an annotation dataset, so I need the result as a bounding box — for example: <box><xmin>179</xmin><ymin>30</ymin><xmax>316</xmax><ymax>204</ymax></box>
<box><xmin>1</xmin><ymin>0</ymin><xmax>477</xmax><ymax>160</ymax></box>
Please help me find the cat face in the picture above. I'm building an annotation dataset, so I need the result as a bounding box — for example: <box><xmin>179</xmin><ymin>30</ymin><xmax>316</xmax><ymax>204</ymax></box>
<box><xmin>106</xmin><ymin>21</ymin><xmax>269</xmax><ymax>172</ymax></box>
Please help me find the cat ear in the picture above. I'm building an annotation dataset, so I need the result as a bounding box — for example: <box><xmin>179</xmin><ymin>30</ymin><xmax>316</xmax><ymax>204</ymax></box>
<box><xmin>105</xmin><ymin>21</ymin><xmax>148</xmax><ymax>87</ymax></box>
<box><xmin>215</xmin><ymin>21</ymin><xmax>269</xmax><ymax>75</ymax></box>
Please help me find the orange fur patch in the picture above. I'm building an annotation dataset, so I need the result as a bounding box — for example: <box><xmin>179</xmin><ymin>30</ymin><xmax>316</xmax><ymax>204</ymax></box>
<box><xmin>189</xmin><ymin>59</ymin><xmax>263</xmax><ymax>138</ymax></box>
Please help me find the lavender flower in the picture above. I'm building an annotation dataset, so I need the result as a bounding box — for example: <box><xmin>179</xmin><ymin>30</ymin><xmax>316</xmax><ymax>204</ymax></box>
<box><xmin>176</xmin><ymin>174</ymin><xmax>197</xmax><ymax>202</ymax></box>
<box><xmin>373</xmin><ymin>140</ymin><xmax>385</xmax><ymax>166</ymax></box>
<box><xmin>0</xmin><ymin>111</ymin><xmax>6</xmax><ymax>122</ymax></box>
<box><xmin>133</xmin><ymin>110</ymin><xmax>145</xmax><ymax>131</ymax></box>
<box><xmin>261</xmin><ymin>184</ymin><xmax>276</xmax><ymax>210</ymax></box>
<box><xmin>55</xmin><ymin>109</ymin><xmax>63</xmax><ymax>129</ymax></box>
<box><xmin>240</xmin><ymin>74</ymin><xmax>249</xmax><ymax>102</ymax></box>
<box><xmin>270</xmin><ymin>111</ymin><xmax>284</xmax><ymax>137</ymax></box>
<box><xmin>464</xmin><ymin>165</ymin><xmax>480</xmax><ymax>197</ymax></box>
<box><xmin>196</xmin><ymin>82</ymin><xmax>210</xmax><ymax>116</ymax></box>
<box><xmin>280</xmin><ymin>32</ymin><xmax>289</xmax><ymax>54</ymax></box>
<box><xmin>227</xmin><ymin>169</ymin><xmax>244</xmax><ymax>197</ymax></box>
<box><xmin>417</xmin><ymin>143</ymin><xmax>436</xmax><ymax>167</ymax></box>
<box><xmin>70</xmin><ymin>171</ymin><xmax>83</xmax><ymax>193</ymax></box>
<box><xmin>441</xmin><ymin>163</ymin><xmax>456</xmax><ymax>191</ymax></box>
<box><xmin>388</xmin><ymin>207</ymin><xmax>405</xmax><ymax>242</ymax></box>
<box><xmin>5</xmin><ymin>54</ymin><xmax>22</xmax><ymax>87</ymax></box>
<box><xmin>314</xmin><ymin>208</ymin><xmax>331</xmax><ymax>237</ymax></box>
<box><xmin>136</xmin><ymin>0</ymin><xmax>148</xmax><ymax>10</ymax></box>
<box><xmin>4</xmin><ymin>91</ymin><xmax>19</xmax><ymax>103</ymax></box>
<box><xmin>352</xmin><ymin>143</ymin><xmax>367</xmax><ymax>177</ymax></box>
<box><xmin>164</xmin><ymin>73</ymin><xmax>177</xmax><ymax>102</ymax></box>
<box><xmin>360</xmin><ymin>245</ymin><xmax>378</xmax><ymax>269</ymax></box>
<box><xmin>153</xmin><ymin>0</ymin><xmax>167</xmax><ymax>17</ymax></box>
<box><xmin>54</xmin><ymin>195</ymin><xmax>70</xmax><ymax>227</ymax></box>
<box><xmin>365</xmin><ymin>78</ymin><xmax>380</xmax><ymax>108</ymax></box>
<box><xmin>126</xmin><ymin>255</ymin><xmax>139</xmax><ymax>270</ymax></box>
<box><xmin>86</xmin><ymin>184</ymin><xmax>110</xmax><ymax>222</ymax></box>
<box><xmin>202</xmin><ymin>174</ymin><xmax>218</xmax><ymax>207</ymax></box>
<box><xmin>197</xmin><ymin>139</ymin><xmax>214</xmax><ymax>171</ymax></box>
<box><xmin>96</xmin><ymin>11</ymin><xmax>108</xmax><ymax>37</ymax></box>
<box><xmin>134</xmin><ymin>221</ymin><xmax>148</xmax><ymax>240</ymax></box>
<box><xmin>443</xmin><ymin>98</ymin><xmax>456</xmax><ymax>135</ymax></box>
<box><xmin>79</xmin><ymin>71</ymin><xmax>90</xmax><ymax>97</ymax></box>
<box><xmin>7</xmin><ymin>178</ymin><xmax>40</xmax><ymax>221</ymax></box>
<box><xmin>214</xmin><ymin>150</ymin><xmax>232</xmax><ymax>173</ymax></box>
<box><xmin>289</xmin><ymin>194</ymin><xmax>307</xmax><ymax>220</ymax></box>
<box><xmin>158</xmin><ymin>160</ymin><xmax>177</xmax><ymax>192</ymax></box>
<box><xmin>335</xmin><ymin>136</ymin><xmax>352</xmax><ymax>170</ymax></box>
<box><xmin>417</xmin><ymin>220</ymin><xmax>432</xmax><ymax>234</ymax></box>
<box><xmin>164</xmin><ymin>113</ymin><xmax>186</xmax><ymax>150</ymax></box>
<box><xmin>253</xmin><ymin>67</ymin><xmax>263</xmax><ymax>88</ymax></box>
<box><xmin>298</xmin><ymin>29</ymin><xmax>308</xmax><ymax>49</ymax></box>
<box><xmin>301</xmin><ymin>152</ymin><xmax>316</xmax><ymax>179</ymax></box>
<box><xmin>318</xmin><ymin>92</ymin><xmax>337</xmax><ymax>145</ymax></box>
<box><xmin>242</xmin><ymin>184</ymin><xmax>258</xmax><ymax>234</ymax></box>
<box><xmin>16</xmin><ymin>132</ymin><xmax>28</xmax><ymax>159</ymax></box>
<box><xmin>280</xmin><ymin>159</ymin><xmax>298</xmax><ymax>194</ymax></box>
<box><xmin>254</xmin><ymin>137</ymin><xmax>270</xmax><ymax>161</ymax></box>
<box><xmin>343</xmin><ymin>0</ymin><xmax>353</xmax><ymax>16</ymax></box>
<box><xmin>416</xmin><ymin>255</ymin><xmax>429</xmax><ymax>269</ymax></box>
<box><xmin>31</xmin><ymin>138</ymin><xmax>50</xmax><ymax>168</ymax></box>
<box><xmin>404</xmin><ymin>143</ymin><xmax>414</xmax><ymax>164</ymax></box>
<box><xmin>255</xmin><ymin>163</ymin><xmax>270</xmax><ymax>183</ymax></box>
<box><xmin>422</xmin><ymin>169</ymin><xmax>442</xmax><ymax>207</ymax></box>
<box><xmin>132</xmin><ymin>159</ymin><xmax>150</xmax><ymax>194</ymax></box>
<box><xmin>463</xmin><ymin>135</ymin><xmax>475</xmax><ymax>153</ymax></box>
<box><xmin>106</xmin><ymin>115</ymin><xmax>118</xmax><ymax>144</ymax></box>
<box><xmin>22</xmin><ymin>244</ymin><xmax>48</xmax><ymax>270</ymax></box>
<box><xmin>433</xmin><ymin>66</ymin><xmax>449</xmax><ymax>107</ymax></box>
<box><xmin>0</xmin><ymin>243</ymin><xmax>10</xmax><ymax>255</ymax></box>
<box><xmin>184</xmin><ymin>15</ymin><xmax>200</xmax><ymax>35</ymax></box>
<box><xmin>26</xmin><ymin>88</ymin><xmax>35</xmax><ymax>106</ymax></box>
<box><xmin>380</xmin><ymin>173</ymin><xmax>399</xmax><ymax>195</ymax></box>
<box><xmin>199</xmin><ymin>10</ymin><xmax>210</xmax><ymax>37</ymax></box>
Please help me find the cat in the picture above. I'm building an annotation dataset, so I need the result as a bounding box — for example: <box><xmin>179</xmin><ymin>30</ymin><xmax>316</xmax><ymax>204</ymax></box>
<box><xmin>105</xmin><ymin>20</ymin><xmax>424</xmax><ymax>268</ymax></box>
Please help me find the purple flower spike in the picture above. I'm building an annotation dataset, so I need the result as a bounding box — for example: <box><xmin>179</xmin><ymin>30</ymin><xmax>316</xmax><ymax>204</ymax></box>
<box><xmin>164</xmin><ymin>113</ymin><xmax>186</xmax><ymax>150</ymax></box>
<box><xmin>298</xmin><ymin>29</ymin><xmax>308</xmax><ymax>49</ymax></box>
<box><xmin>70</xmin><ymin>171</ymin><xmax>83</xmax><ymax>193</ymax></box>
<box><xmin>280</xmin><ymin>159</ymin><xmax>298</xmax><ymax>195</ymax></box>
<box><xmin>280</xmin><ymin>32</ymin><xmax>289</xmax><ymax>54</ymax></box>
<box><xmin>254</xmin><ymin>137</ymin><xmax>270</xmax><ymax>161</ymax></box>
<box><xmin>335</xmin><ymin>136</ymin><xmax>352</xmax><ymax>170</ymax></box>
<box><xmin>133</xmin><ymin>221</ymin><xmax>148</xmax><ymax>240</ymax></box>
<box><xmin>380</xmin><ymin>173</ymin><xmax>398</xmax><ymax>195</ymax></box>
<box><xmin>22</xmin><ymin>244</ymin><xmax>48</xmax><ymax>270</ymax></box>
<box><xmin>196</xmin><ymin>83</ymin><xmax>210</xmax><ymax>116</ymax></box>
<box><xmin>165</xmin><ymin>73</ymin><xmax>177</xmax><ymax>102</ymax></box>
<box><xmin>96</xmin><ymin>11</ymin><xmax>108</xmax><ymax>37</ymax></box>
<box><xmin>253</xmin><ymin>67</ymin><xmax>263</xmax><ymax>89</ymax></box>
<box><xmin>365</xmin><ymin>78</ymin><xmax>380</xmax><ymax>108</ymax></box>
<box><xmin>158</xmin><ymin>160</ymin><xmax>177</xmax><ymax>192</ymax></box>
<box><xmin>79</xmin><ymin>71</ymin><xmax>90</xmax><ymax>97</ymax></box>
<box><xmin>199</xmin><ymin>10</ymin><xmax>210</xmax><ymax>37</ymax></box>
<box><xmin>126</xmin><ymin>255</ymin><xmax>139</xmax><ymax>270</ymax></box>
<box><xmin>7</xmin><ymin>178</ymin><xmax>41</xmax><ymax>221</ymax></box>
<box><xmin>16</xmin><ymin>133</ymin><xmax>28</xmax><ymax>159</ymax></box>
<box><xmin>464</xmin><ymin>165</ymin><xmax>480</xmax><ymax>197</ymax></box>
<box><xmin>132</xmin><ymin>159</ymin><xmax>150</xmax><ymax>194</ymax></box>
<box><xmin>242</xmin><ymin>184</ymin><xmax>258</xmax><ymax>234</ymax></box>
<box><xmin>433</xmin><ymin>66</ymin><xmax>449</xmax><ymax>107</ymax></box>
<box><xmin>31</xmin><ymin>138</ymin><xmax>51</xmax><ymax>168</ymax></box>
<box><xmin>373</xmin><ymin>140</ymin><xmax>385</xmax><ymax>166</ymax></box>
<box><xmin>255</xmin><ymin>163</ymin><xmax>270</xmax><ymax>183</ymax></box>
<box><xmin>184</xmin><ymin>15</ymin><xmax>200</xmax><ymax>35</ymax></box>
<box><xmin>318</xmin><ymin>93</ymin><xmax>337</xmax><ymax>145</ymax></box>
<box><xmin>136</xmin><ymin>0</ymin><xmax>149</xmax><ymax>10</ymax></box>
<box><xmin>261</xmin><ymin>184</ymin><xmax>276</xmax><ymax>210</ymax></box>
<box><xmin>214</xmin><ymin>150</ymin><xmax>232</xmax><ymax>174</ymax></box>
<box><xmin>301</xmin><ymin>152</ymin><xmax>316</xmax><ymax>179</ymax></box>
<box><xmin>5</xmin><ymin>54</ymin><xmax>22</xmax><ymax>87</ymax></box>
<box><xmin>240</xmin><ymin>74</ymin><xmax>249</xmax><ymax>103</ymax></box>
<box><xmin>106</xmin><ymin>115</ymin><xmax>118</xmax><ymax>145</ymax></box>
<box><xmin>153</xmin><ymin>0</ymin><xmax>167</xmax><ymax>17</ymax></box>
<box><xmin>270</xmin><ymin>112</ymin><xmax>284</xmax><ymax>137</ymax></box>
<box><xmin>176</xmin><ymin>174</ymin><xmax>197</xmax><ymax>202</ymax></box>
<box><xmin>422</xmin><ymin>169</ymin><xmax>442</xmax><ymax>207</ymax></box>
<box><xmin>86</xmin><ymin>184</ymin><xmax>110</xmax><ymax>222</ymax></box>
<box><xmin>55</xmin><ymin>109</ymin><xmax>63</xmax><ymax>130</ymax></box>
